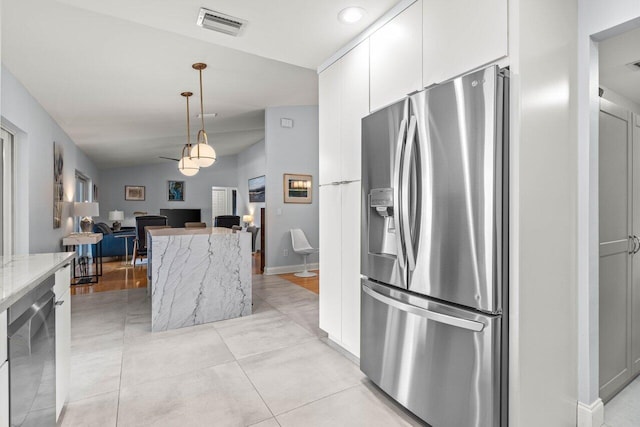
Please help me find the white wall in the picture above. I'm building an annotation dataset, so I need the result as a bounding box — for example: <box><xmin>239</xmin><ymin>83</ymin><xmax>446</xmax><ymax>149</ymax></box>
<box><xmin>264</xmin><ymin>106</ymin><xmax>319</xmax><ymax>272</ymax></box>
<box><xmin>96</xmin><ymin>154</ymin><xmax>240</xmax><ymax>227</ymax></box>
<box><xmin>1</xmin><ymin>65</ymin><xmax>99</xmax><ymax>254</ymax></box>
<box><xmin>509</xmin><ymin>0</ymin><xmax>579</xmax><ymax>425</ymax></box>
<box><xmin>576</xmin><ymin>0</ymin><xmax>640</xmax><ymax>419</ymax></box>
<box><xmin>237</xmin><ymin>139</ymin><xmax>266</xmax><ymax>226</ymax></box>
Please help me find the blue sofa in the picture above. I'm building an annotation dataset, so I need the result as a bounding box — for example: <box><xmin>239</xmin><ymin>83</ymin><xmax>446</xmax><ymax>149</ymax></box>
<box><xmin>92</xmin><ymin>222</ymin><xmax>136</xmax><ymax>258</ymax></box>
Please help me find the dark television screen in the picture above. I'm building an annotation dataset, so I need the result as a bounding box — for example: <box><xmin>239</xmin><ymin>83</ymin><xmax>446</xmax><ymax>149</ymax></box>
<box><xmin>160</xmin><ymin>208</ymin><xmax>202</xmax><ymax>228</ymax></box>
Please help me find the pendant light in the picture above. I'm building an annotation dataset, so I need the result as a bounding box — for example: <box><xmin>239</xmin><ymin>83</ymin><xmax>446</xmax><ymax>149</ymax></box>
<box><xmin>178</xmin><ymin>91</ymin><xmax>200</xmax><ymax>176</ymax></box>
<box><xmin>190</xmin><ymin>62</ymin><xmax>217</xmax><ymax>167</ymax></box>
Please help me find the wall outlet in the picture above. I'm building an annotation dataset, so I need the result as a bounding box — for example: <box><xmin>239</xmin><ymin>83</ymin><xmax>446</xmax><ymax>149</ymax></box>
<box><xmin>283</xmin><ymin>249</ymin><xmax>289</xmax><ymax>257</ymax></box>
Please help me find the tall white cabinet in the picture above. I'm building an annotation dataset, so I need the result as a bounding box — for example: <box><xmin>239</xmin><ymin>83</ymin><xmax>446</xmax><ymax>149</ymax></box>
<box><xmin>319</xmin><ymin>40</ymin><xmax>369</xmax><ymax>357</ymax></box>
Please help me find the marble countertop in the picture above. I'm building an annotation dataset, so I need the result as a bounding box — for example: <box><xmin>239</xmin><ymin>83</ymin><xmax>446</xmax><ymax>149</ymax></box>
<box><xmin>148</xmin><ymin>227</ymin><xmax>235</xmax><ymax>237</ymax></box>
<box><xmin>0</xmin><ymin>252</ymin><xmax>75</xmax><ymax>312</ymax></box>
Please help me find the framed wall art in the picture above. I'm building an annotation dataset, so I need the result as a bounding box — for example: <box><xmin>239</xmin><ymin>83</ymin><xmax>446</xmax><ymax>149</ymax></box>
<box><xmin>53</xmin><ymin>141</ymin><xmax>64</xmax><ymax>228</ymax></box>
<box><xmin>125</xmin><ymin>185</ymin><xmax>145</xmax><ymax>201</ymax></box>
<box><xmin>248</xmin><ymin>175</ymin><xmax>265</xmax><ymax>203</ymax></box>
<box><xmin>283</xmin><ymin>173</ymin><xmax>312</xmax><ymax>204</ymax></box>
<box><xmin>168</xmin><ymin>180</ymin><xmax>185</xmax><ymax>202</ymax></box>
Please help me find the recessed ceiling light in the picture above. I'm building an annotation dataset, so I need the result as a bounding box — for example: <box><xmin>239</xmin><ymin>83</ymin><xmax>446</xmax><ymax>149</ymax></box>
<box><xmin>338</xmin><ymin>7</ymin><xmax>366</xmax><ymax>24</ymax></box>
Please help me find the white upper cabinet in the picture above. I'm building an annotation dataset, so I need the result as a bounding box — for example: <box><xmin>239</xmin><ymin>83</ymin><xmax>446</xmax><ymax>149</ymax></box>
<box><xmin>340</xmin><ymin>40</ymin><xmax>369</xmax><ymax>182</ymax></box>
<box><xmin>423</xmin><ymin>0</ymin><xmax>508</xmax><ymax>86</ymax></box>
<box><xmin>370</xmin><ymin>1</ymin><xmax>423</xmax><ymax>112</ymax></box>
<box><xmin>319</xmin><ymin>61</ymin><xmax>342</xmax><ymax>186</ymax></box>
<box><xmin>319</xmin><ymin>40</ymin><xmax>370</xmax><ymax>185</ymax></box>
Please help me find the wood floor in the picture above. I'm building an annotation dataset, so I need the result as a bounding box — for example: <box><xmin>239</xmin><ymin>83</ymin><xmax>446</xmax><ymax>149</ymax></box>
<box><xmin>71</xmin><ymin>252</ymin><xmax>319</xmax><ymax>295</ymax></box>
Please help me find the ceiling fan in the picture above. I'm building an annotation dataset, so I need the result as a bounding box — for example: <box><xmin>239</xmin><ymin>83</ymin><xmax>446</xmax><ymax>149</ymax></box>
<box><xmin>159</xmin><ymin>156</ymin><xmax>180</xmax><ymax>162</ymax></box>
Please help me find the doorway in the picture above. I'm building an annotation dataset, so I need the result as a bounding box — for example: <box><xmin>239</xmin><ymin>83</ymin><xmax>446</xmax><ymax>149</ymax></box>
<box><xmin>0</xmin><ymin>128</ymin><xmax>14</xmax><ymax>256</ymax></box>
<box><xmin>597</xmin><ymin>24</ymin><xmax>640</xmax><ymax>415</ymax></box>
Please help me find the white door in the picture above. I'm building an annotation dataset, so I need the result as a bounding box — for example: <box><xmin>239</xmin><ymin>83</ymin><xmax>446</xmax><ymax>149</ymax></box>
<box><xmin>599</xmin><ymin>99</ymin><xmax>634</xmax><ymax>402</ymax></box>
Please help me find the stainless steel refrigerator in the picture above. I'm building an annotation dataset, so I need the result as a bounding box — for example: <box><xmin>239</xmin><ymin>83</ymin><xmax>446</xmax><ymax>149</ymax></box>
<box><xmin>360</xmin><ymin>65</ymin><xmax>509</xmax><ymax>426</ymax></box>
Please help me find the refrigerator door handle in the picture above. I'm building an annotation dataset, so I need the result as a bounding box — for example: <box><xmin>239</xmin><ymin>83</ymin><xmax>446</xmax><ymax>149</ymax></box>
<box><xmin>362</xmin><ymin>284</ymin><xmax>485</xmax><ymax>332</ymax></box>
<box><xmin>401</xmin><ymin>115</ymin><xmax>418</xmax><ymax>271</ymax></box>
<box><xmin>393</xmin><ymin>117</ymin><xmax>408</xmax><ymax>268</ymax></box>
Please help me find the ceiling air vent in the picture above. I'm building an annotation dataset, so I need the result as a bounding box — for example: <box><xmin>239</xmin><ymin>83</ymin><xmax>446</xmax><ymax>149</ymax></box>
<box><xmin>626</xmin><ymin>60</ymin><xmax>640</xmax><ymax>71</ymax></box>
<box><xmin>197</xmin><ymin>8</ymin><xmax>247</xmax><ymax>37</ymax></box>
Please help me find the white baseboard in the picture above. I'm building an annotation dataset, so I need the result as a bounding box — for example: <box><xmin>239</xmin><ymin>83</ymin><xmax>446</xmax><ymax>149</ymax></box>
<box><xmin>577</xmin><ymin>399</ymin><xmax>604</xmax><ymax>427</ymax></box>
<box><xmin>263</xmin><ymin>263</ymin><xmax>319</xmax><ymax>275</ymax></box>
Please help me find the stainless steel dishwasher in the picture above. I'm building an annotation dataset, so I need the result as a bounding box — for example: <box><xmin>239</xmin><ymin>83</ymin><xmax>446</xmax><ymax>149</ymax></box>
<box><xmin>7</xmin><ymin>277</ymin><xmax>57</xmax><ymax>427</ymax></box>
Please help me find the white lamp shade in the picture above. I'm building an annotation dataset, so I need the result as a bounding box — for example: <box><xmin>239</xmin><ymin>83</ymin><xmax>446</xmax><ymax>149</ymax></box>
<box><xmin>178</xmin><ymin>156</ymin><xmax>200</xmax><ymax>176</ymax></box>
<box><xmin>242</xmin><ymin>215</ymin><xmax>253</xmax><ymax>224</ymax></box>
<box><xmin>108</xmin><ymin>210</ymin><xmax>124</xmax><ymax>221</ymax></box>
<box><xmin>74</xmin><ymin>202</ymin><xmax>99</xmax><ymax>217</ymax></box>
<box><xmin>190</xmin><ymin>143</ymin><xmax>216</xmax><ymax>167</ymax></box>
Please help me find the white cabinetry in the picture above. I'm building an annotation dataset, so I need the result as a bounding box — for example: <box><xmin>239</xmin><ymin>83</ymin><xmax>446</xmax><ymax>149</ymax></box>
<box><xmin>54</xmin><ymin>265</ymin><xmax>71</xmax><ymax>421</ymax></box>
<box><xmin>0</xmin><ymin>310</ymin><xmax>7</xmax><ymax>427</ymax></box>
<box><xmin>370</xmin><ymin>0</ymin><xmax>423</xmax><ymax>112</ymax></box>
<box><xmin>319</xmin><ymin>40</ymin><xmax>369</xmax><ymax>184</ymax></box>
<box><xmin>0</xmin><ymin>361</ymin><xmax>7</xmax><ymax>427</ymax></box>
<box><xmin>318</xmin><ymin>39</ymin><xmax>368</xmax><ymax>357</ymax></box>
<box><xmin>319</xmin><ymin>185</ymin><xmax>342</xmax><ymax>337</ymax></box>
<box><xmin>422</xmin><ymin>0</ymin><xmax>508</xmax><ymax>86</ymax></box>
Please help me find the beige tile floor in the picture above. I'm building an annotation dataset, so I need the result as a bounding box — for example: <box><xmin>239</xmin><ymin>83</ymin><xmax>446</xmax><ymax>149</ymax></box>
<box><xmin>60</xmin><ymin>273</ymin><xmax>425</xmax><ymax>427</ymax></box>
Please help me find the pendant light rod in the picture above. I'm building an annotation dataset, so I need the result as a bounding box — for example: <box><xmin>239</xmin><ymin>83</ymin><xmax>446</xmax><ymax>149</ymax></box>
<box><xmin>190</xmin><ymin>62</ymin><xmax>217</xmax><ymax>167</ymax></box>
<box><xmin>178</xmin><ymin>91</ymin><xmax>199</xmax><ymax>176</ymax></box>
<box><xmin>193</xmin><ymin>63</ymin><xmax>207</xmax><ymax>132</ymax></box>
<box><xmin>181</xmin><ymin>91</ymin><xmax>193</xmax><ymax>149</ymax></box>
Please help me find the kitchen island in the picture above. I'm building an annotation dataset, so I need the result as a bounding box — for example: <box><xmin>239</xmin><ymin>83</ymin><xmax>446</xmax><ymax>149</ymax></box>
<box><xmin>148</xmin><ymin>227</ymin><xmax>252</xmax><ymax>332</ymax></box>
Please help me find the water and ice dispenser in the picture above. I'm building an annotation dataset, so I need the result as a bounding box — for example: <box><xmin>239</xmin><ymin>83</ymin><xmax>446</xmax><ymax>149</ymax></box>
<box><xmin>368</xmin><ymin>188</ymin><xmax>397</xmax><ymax>256</ymax></box>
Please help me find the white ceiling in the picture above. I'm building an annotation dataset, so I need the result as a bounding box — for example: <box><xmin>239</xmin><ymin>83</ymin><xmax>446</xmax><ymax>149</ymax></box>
<box><xmin>1</xmin><ymin>0</ymin><xmax>397</xmax><ymax>169</ymax></box>
<box><xmin>599</xmin><ymin>26</ymin><xmax>640</xmax><ymax>107</ymax></box>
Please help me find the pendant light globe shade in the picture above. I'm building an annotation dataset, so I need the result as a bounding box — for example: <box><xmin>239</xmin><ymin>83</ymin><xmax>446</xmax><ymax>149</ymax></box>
<box><xmin>190</xmin><ymin>143</ymin><xmax>216</xmax><ymax>167</ymax></box>
<box><xmin>178</xmin><ymin>156</ymin><xmax>200</xmax><ymax>176</ymax></box>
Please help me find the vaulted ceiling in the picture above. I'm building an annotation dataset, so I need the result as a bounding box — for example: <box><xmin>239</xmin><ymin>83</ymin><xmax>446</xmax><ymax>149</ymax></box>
<box><xmin>1</xmin><ymin>0</ymin><xmax>397</xmax><ymax>168</ymax></box>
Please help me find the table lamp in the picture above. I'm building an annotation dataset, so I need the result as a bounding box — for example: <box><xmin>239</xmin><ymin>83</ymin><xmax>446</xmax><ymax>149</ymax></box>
<box><xmin>242</xmin><ymin>214</ymin><xmax>253</xmax><ymax>228</ymax></box>
<box><xmin>109</xmin><ymin>210</ymin><xmax>124</xmax><ymax>231</ymax></box>
<box><xmin>74</xmin><ymin>202</ymin><xmax>99</xmax><ymax>233</ymax></box>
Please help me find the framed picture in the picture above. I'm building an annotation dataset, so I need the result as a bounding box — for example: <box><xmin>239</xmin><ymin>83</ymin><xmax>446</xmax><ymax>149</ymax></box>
<box><xmin>283</xmin><ymin>173</ymin><xmax>312</xmax><ymax>204</ymax></box>
<box><xmin>125</xmin><ymin>185</ymin><xmax>145</xmax><ymax>201</ymax></box>
<box><xmin>168</xmin><ymin>180</ymin><xmax>185</xmax><ymax>202</ymax></box>
<box><xmin>248</xmin><ymin>175</ymin><xmax>265</xmax><ymax>203</ymax></box>
<box><xmin>53</xmin><ymin>141</ymin><xmax>64</xmax><ymax>229</ymax></box>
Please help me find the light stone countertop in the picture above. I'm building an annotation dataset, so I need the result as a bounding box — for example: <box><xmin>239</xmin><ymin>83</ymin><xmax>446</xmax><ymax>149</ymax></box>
<box><xmin>147</xmin><ymin>227</ymin><xmax>235</xmax><ymax>237</ymax></box>
<box><xmin>0</xmin><ymin>252</ymin><xmax>75</xmax><ymax>312</ymax></box>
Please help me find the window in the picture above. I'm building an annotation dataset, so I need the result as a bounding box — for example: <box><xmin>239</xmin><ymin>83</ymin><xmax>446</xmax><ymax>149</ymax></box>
<box><xmin>0</xmin><ymin>128</ymin><xmax>14</xmax><ymax>256</ymax></box>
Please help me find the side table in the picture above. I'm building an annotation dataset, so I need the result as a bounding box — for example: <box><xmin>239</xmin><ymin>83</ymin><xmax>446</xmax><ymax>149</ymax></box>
<box><xmin>114</xmin><ymin>233</ymin><xmax>135</xmax><ymax>266</ymax></box>
<box><xmin>62</xmin><ymin>233</ymin><xmax>104</xmax><ymax>285</ymax></box>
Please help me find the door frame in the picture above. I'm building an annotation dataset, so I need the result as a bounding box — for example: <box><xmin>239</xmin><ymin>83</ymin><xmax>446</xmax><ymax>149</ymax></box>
<box><xmin>577</xmin><ymin>9</ymin><xmax>640</xmax><ymax>424</ymax></box>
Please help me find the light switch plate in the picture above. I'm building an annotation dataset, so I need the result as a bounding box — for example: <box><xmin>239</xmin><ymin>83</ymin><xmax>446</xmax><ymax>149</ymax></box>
<box><xmin>280</xmin><ymin>118</ymin><xmax>294</xmax><ymax>128</ymax></box>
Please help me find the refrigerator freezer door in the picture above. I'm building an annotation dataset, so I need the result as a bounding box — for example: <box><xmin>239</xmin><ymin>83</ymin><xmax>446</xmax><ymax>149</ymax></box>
<box><xmin>361</xmin><ymin>99</ymin><xmax>408</xmax><ymax>289</ymax></box>
<box><xmin>361</xmin><ymin>280</ymin><xmax>502</xmax><ymax>426</ymax></box>
<box><xmin>408</xmin><ymin>66</ymin><xmax>506</xmax><ymax>313</ymax></box>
